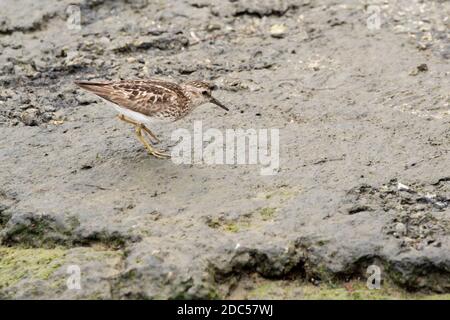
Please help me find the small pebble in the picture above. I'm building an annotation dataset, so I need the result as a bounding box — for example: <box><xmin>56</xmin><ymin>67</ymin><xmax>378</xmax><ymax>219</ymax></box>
<box><xmin>20</xmin><ymin>108</ymin><xmax>40</xmax><ymax>126</ymax></box>
<box><xmin>44</xmin><ymin>105</ymin><xmax>56</xmax><ymax>112</ymax></box>
<box><xmin>270</xmin><ymin>24</ymin><xmax>287</xmax><ymax>38</ymax></box>
<box><xmin>397</xmin><ymin>182</ymin><xmax>410</xmax><ymax>191</ymax></box>
<box><xmin>409</xmin><ymin>63</ymin><xmax>428</xmax><ymax>76</ymax></box>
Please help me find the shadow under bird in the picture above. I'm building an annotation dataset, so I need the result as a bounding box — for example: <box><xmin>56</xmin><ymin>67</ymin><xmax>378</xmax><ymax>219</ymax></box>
<box><xmin>74</xmin><ymin>79</ymin><xmax>229</xmax><ymax>158</ymax></box>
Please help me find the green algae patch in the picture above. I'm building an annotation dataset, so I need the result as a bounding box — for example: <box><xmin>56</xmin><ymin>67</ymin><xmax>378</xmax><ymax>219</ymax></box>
<box><xmin>258</xmin><ymin>185</ymin><xmax>302</xmax><ymax>201</ymax></box>
<box><xmin>258</xmin><ymin>207</ymin><xmax>276</xmax><ymax>221</ymax></box>
<box><xmin>219</xmin><ymin>220</ymin><xmax>251</xmax><ymax>233</ymax></box>
<box><xmin>300</xmin><ymin>281</ymin><xmax>450</xmax><ymax>300</ymax></box>
<box><xmin>205</xmin><ymin>216</ymin><xmax>252</xmax><ymax>233</ymax></box>
<box><xmin>0</xmin><ymin>247</ymin><xmax>66</xmax><ymax>289</ymax></box>
<box><xmin>223</xmin><ymin>223</ymin><xmax>240</xmax><ymax>233</ymax></box>
<box><xmin>229</xmin><ymin>275</ymin><xmax>450</xmax><ymax>300</ymax></box>
<box><xmin>299</xmin><ymin>281</ymin><xmax>408</xmax><ymax>300</ymax></box>
<box><xmin>205</xmin><ymin>207</ymin><xmax>279</xmax><ymax>234</ymax></box>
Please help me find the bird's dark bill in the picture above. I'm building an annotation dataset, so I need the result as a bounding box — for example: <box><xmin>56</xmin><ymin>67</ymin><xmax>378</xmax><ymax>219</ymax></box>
<box><xmin>210</xmin><ymin>97</ymin><xmax>229</xmax><ymax>111</ymax></box>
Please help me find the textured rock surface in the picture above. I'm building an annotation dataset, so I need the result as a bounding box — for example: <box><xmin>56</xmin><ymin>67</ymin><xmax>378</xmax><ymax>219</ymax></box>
<box><xmin>0</xmin><ymin>0</ymin><xmax>449</xmax><ymax>299</ymax></box>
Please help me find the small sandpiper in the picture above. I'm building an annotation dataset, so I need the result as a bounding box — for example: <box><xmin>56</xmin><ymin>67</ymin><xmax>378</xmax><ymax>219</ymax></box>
<box><xmin>75</xmin><ymin>79</ymin><xmax>229</xmax><ymax>158</ymax></box>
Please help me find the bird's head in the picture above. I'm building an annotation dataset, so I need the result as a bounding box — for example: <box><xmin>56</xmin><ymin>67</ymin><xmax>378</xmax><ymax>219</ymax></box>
<box><xmin>182</xmin><ymin>80</ymin><xmax>229</xmax><ymax>111</ymax></box>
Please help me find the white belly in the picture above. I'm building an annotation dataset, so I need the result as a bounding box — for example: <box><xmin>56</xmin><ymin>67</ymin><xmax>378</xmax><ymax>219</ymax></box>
<box><xmin>105</xmin><ymin>101</ymin><xmax>169</xmax><ymax>125</ymax></box>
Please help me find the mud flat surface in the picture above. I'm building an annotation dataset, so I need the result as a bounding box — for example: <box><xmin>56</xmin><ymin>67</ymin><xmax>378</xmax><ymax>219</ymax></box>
<box><xmin>0</xmin><ymin>0</ymin><xmax>449</xmax><ymax>299</ymax></box>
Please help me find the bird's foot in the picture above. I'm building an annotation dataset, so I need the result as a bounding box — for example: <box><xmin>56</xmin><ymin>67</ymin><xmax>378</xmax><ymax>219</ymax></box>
<box><xmin>145</xmin><ymin>146</ymin><xmax>171</xmax><ymax>159</ymax></box>
<box><xmin>134</xmin><ymin>126</ymin><xmax>170</xmax><ymax>159</ymax></box>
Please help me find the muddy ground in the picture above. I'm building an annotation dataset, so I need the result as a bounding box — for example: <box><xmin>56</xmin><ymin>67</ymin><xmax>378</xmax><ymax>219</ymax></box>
<box><xmin>0</xmin><ymin>0</ymin><xmax>449</xmax><ymax>299</ymax></box>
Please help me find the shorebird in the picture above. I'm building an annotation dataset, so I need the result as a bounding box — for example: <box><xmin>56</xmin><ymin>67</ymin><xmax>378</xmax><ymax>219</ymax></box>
<box><xmin>75</xmin><ymin>79</ymin><xmax>228</xmax><ymax>158</ymax></box>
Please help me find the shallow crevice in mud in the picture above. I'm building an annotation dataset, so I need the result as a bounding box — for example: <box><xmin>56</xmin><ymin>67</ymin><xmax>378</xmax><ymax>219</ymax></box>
<box><xmin>212</xmin><ymin>240</ymin><xmax>450</xmax><ymax>297</ymax></box>
<box><xmin>385</xmin><ymin>259</ymin><xmax>450</xmax><ymax>293</ymax></box>
<box><xmin>0</xmin><ymin>212</ymin><xmax>140</xmax><ymax>250</ymax></box>
<box><xmin>218</xmin><ymin>0</ymin><xmax>303</xmax><ymax>18</ymax></box>
<box><xmin>0</xmin><ymin>12</ymin><xmax>59</xmax><ymax>35</ymax></box>
<box><xmin>72</xmin><ymin>230</ymin><xmax>139</xmax><ymax>250</ymax></box>
<box><xmin>212</xmin><ymin>247</ymin><xmax>307</xmax><ymax>282</ymax></box>
<box><xmin>332</xmin><ymin>253</ymin><xmax>450</xmax><ymax>293</ymax></box>
<box><xmin>111</xmin><ymin>35</ymin><xmax>190</xmax><ymax>55</ymax></box>
<box><xmin>232</xmin><ymin>5</ymin><xmax>299</xmax><ymax>18</ymax></box>
<box><xmin>209</xmin><ymin>244</ymin><xmax>321</xmax><ymax>299</ymax></box>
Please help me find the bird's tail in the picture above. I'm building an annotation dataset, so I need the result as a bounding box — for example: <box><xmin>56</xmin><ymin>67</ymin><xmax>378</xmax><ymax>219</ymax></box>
<box><xmin>74</xmin><ymin>80</ymin><xmax>111</xmax><ymax>91</ymax></box>
<box><xmin>74</xmin><ymin>81</ymin><xmax>117</xmax><ymax>102</ymax></box>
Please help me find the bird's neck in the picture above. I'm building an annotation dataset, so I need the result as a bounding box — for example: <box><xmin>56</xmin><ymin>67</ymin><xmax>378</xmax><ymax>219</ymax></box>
<box><xmin>181</xmin><ymin>88</ymin><xmax>205</xmax><ymax>109</ymax></box>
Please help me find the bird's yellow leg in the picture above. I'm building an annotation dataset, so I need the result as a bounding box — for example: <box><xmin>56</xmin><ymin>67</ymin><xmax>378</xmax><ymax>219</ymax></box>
<box><xmin>134</xmin><ymin>126</ymin><xmax>170</xmax><ymax>159</ymax></box>
<box><xmin>117</xmin><ymin>114</ymin><xmax>160</xmax><ymax>144</ymax></box>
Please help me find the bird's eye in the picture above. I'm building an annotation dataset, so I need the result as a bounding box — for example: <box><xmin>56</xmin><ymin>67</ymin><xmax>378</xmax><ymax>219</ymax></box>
<box><xmin>202</xmin><ymin>90</ymin><xmax>209</xmax><ymax>95</ymax></box>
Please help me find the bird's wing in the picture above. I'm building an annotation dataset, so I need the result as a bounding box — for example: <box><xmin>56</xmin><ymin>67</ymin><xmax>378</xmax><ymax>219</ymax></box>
<box><xmin>74</xmin><ymin>80</ymin><xmax>188</xmax><ymax>116</ymax></box>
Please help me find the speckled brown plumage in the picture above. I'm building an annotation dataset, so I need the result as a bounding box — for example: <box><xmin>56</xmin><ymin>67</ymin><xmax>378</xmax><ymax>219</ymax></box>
<box><xmin>74</xmin><ymin>78</ymin><xmax>228</xmax><ymax>158</ymax></box>
<box><xmin>75</xmin><ymin>79</ymin><xmax>191</xmax><ymax>121</ymax></box>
